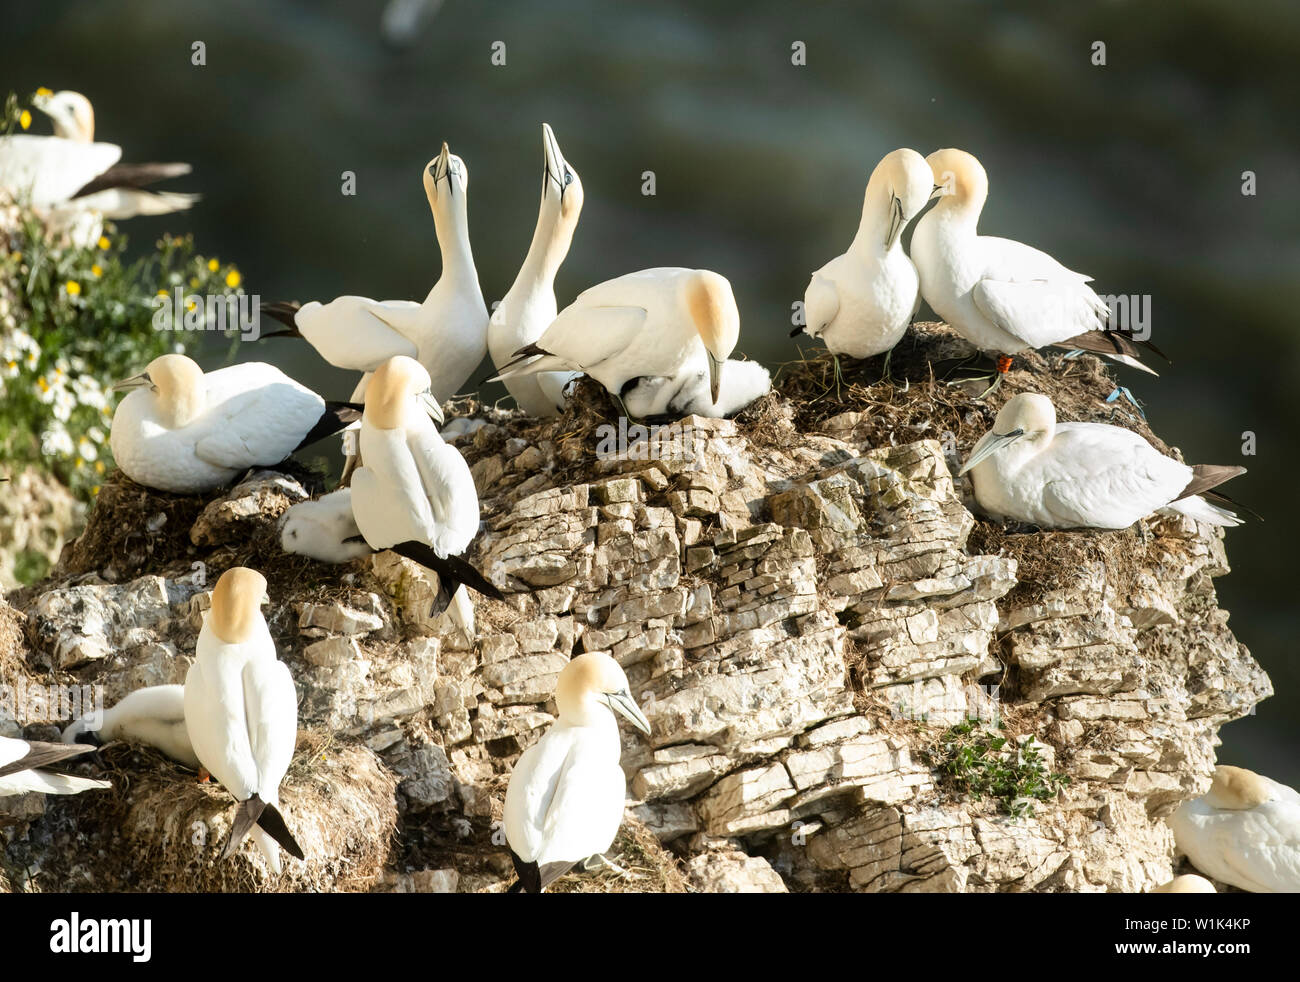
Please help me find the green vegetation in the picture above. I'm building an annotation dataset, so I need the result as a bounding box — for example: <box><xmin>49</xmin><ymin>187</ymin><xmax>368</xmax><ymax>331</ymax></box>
<box><xmin>923</xmin><ymin>719</ymin><xmax>1070</xmax><ymax>818</ymax></box>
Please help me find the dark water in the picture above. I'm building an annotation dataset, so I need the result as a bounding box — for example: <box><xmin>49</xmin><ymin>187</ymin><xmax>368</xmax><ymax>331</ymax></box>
<box><xmin>5</xmin><ymin>1</ymin><xmax>1297</xmax><ymax>785</ymax></box>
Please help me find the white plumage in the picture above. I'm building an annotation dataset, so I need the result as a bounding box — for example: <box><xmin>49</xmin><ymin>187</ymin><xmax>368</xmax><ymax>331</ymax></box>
<box><xmin>798</xmin><ymin>148</ymin><xmax>933</xmax><ymax>359</ymax></box>
<box><xmin>491</xmin><ymin>267</ymin><xmax>741</xmax><ymax>407</ymax></box>
<box><xmin>61</xmin><ymin>684</ymin><xmax>199</xmax><ymax>769</ymax></box>
<box><xmin>279</xmin><ymin>488</ymin><xmax>373</xmax><ymax>564</ymax></box>
<box><xmin>0</xmin><ymin>735</ymin><xmax>110</xmax><ymax>796</ymax></box>
<box><xmin>183</xmin><ymin>568</ymin><xmax>301</xmax><ymax>873</ymax></box>
<box><xmin>961</xmin><ymin>393</ymin><xmax>1244</xmax><ymax>530</ymax></box>
<box><xmin>503</xmin><ymin>652</ymin><xmax>650</xmax><ymax>892</ymax></box>
<box><xmin>1169</xmin><ymin>765</ymin><xmax>1300</xmax><ymax>893</ymax></box>
<box><xmin>623</xmin><ymin>357</ymin><xmax>770</xmax><ymax>419</ymax></box>
<box><xmin>109</xmin><ymin>354</ymin><xmax>336</xmax><ymax>494</ymax></box>
<box><xmin>487</xmin><ymin>123</ymin><xmax>583</xmax><ymax>416</ymax></box>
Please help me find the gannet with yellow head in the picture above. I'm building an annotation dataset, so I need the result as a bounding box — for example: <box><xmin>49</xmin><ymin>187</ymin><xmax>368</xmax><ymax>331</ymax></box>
<box><xmin>490</xmin><ymin>267</ymin><xmax>741</xmax><ymax>409</ymax></box>
<box><xmin>911</xmin><ymin>148</ymin><xmax>1162</xmax><ymax>388</ymax></box>
<box><xmin>0</xmin><ymin>736</ymin><xmax>110</xmax><ymax>797</ymax></box>
<box><xmin>350</xmin><ymin>356</ymin><xmax>502</xmax><ymax>610</ymax></box>
<box><xmin>109</xmin><ymin>353</ymin><xmax>364</xmax><ymax>494</ymax></box>
<box><xmin>488</xmin><ymin>123</ymin><xmax>585</xmax><ymax>416</ymax></box>
<box><xmin>1168</xmin><ymin>765</ymin><xmax>1300</xmax><ymax>893</ymax></box>
<box><xmin>959</xmin><ymin>392</ymin><xmax>1245</xmax><ymax>529</ymax></box>
<box><xmin>183</xmin><ymin>567</ymin><xmax>304</xmax><ymax>873</ymax></box>
<box><xmin>503</xmin><ymin>651</ymin><xmax>651</xmax><ymax>892</ymax></box>
<box><xmin>795</xmin><ymin>148</ymin><xmax>934</xmax><ymax>359</ymax></box>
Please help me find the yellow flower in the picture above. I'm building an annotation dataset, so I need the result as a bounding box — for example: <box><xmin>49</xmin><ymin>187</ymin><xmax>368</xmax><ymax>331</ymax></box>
<box><xmin>37</xmin><ymin>376</ymin><xmax>49</xmax><ymax>392</ymax></box>
<box><xmin>11</xmin><ymin>252</ymin><xmax>19</xmax><ymax>263</ymax></box>
<box><xmin>156</xmin><ymin>288</ymin><xmax>168</xmax><ymax>296</ymax></box>
<box><xmin>75</xmin><ymin>457</ymin><xmax>85</xmax><ymax>469</ymax></box>
<box><xmin>91</xmin><ymin>264</ymin><xmax>103</xmax><ymax>277</ymax></box>
<box><xmin>97</xmin><ymin>236</ymin><xmax>110</xmax><ymax>250</ymax></box>
<box><xmin>189</xmin><ymin>277</ymin><xmax>199</xmax><ymax>288</ymax></box>
<box><xmin>207</xmin><ymin>258</ymin><xmax>219</xmax><ymax>272</ymax></box>
<box><xmin>35</xmin><ymin>87</ymin><xmax>52</xmax><ymax>97</ymax></box>
<box><xmin>94</xmin><ymin>460</ymin><xmax>105</xmax><ymax>474</ymax></box>
<box><xmin>65</xmin><ymin>280</ymin><xmax>81</xmax><ymax>297</ymax></box>
<box><xmin>19</xmin><ymin>110</ymin><xmax>31</xmax><ymax>131</ymax></box>
<box><xmin>225</xmin><ymin>269</ymin><xmax>241</xmax><ymax>289</ymax></box>
<box><xmin>91</xmin><ymin>485</ymin><xmax>101</xmax><ymax>496</ymax></box>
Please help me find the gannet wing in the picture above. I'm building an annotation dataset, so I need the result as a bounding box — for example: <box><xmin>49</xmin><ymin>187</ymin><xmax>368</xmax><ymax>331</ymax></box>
<box><xmin>536</xmin><ymin>748</ymin><xmax>626</xmax><ymax>871</ymax></box>
<box><xmin>972</xmin><ymin>276</ymin><xmax>1106</xmax><ymax>350</ymax></box>
<box><xmin>242</xmin><ymin>657</ymin><xmax>297</xmax><ymax>797</ymax></box>
<box><xmin>497</xmin><ymin>305</ymin><xmax>648</xmax><ymax>379</ymax></box>
<box><xmin>352</xmin><ymin>439</ymin><xmax>438</xmax><ymax>548</ymax></box>
<box><xmin>1038</xmin><ymin>424</ymin><xmax>1187</xmax><ymax>527</ymax></box>
<box><xmin>0</xmin><ymin>736</ymin><xmax>96</xmax><ymax>778</ymax></box>
<box><xmin>192</xmin><ymin>380</ymin><xmax>325</xmax><ymax>470</ymax></box>
<box><xmin>294</xmin><ymin>297</ymin><xmax>422</xmax><ymax>371</ymax></box>
<box><xmin>0</xmin><ymin>135</ymin><xmax>121</xmax><ymax>206</ymax></box>
<box><xmin>183</xmin><ymin>659</ymin><xmax>259</xmax><ymax>799</ymax></box>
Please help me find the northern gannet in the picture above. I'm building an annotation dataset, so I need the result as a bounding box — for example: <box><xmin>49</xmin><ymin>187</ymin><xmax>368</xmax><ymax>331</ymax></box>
<box><xmin>350</xmin><ymin>356</ymin><xmax>503</xmax><ymax>610</ymax></box>
<box><xmin>61</xmin><ymin>684</ymin><xmax>200</xmax><ymax>769</ymax></box>
<box><xmin>487</xmin><ymin>123</ymin><xmax>584</xmax><ymax>416</ymax></box>
<box><xmin>0</xmin><ymin>736</ymin><xmax>110</xmax><ymax>796</ymax></box>
<box><xmin>503</xmin><ymin>652</ymin><xmax>651</xmax><ymax>893</ymax></box>
<box><xmin>0</xmin><ymin>90</ymin><xmax>197</xmax><ymax>242</ymax></box>
<box><xmin>109</xmin><ymin>353</ymin><xmax>363</xmax><ymax>494</ymax></box>
<box><xmin>623</xmin><ymin>356</ymin><xmax>770</xmax><ymax>419</ymax></box>
<box><xmin>490</xmin><ymin>267</ymin><xmax>740</xmax><ymax>408</ymax></box>
<box><xmin>959</xmin><ymin>393</ymin><xmax>1246</xmax><ymax>529</ymax></box>
<box><xmin>1168</xmin><ymin>765</ymin><xmax>1300</xmax><ymax>893</ymax></box>
<box><xmin>1149</xmin><ymin>874</ymin><xmax>1216</xmax><ymax>893</ymax></box>
<box><xmin>794</xmin><ymin>149</ymin><xmax>934</xmax><ymax>360</ymax></box>
<box><xmin>279</xmin><ymin>488</ymin><xmax>374</xmax><ymax>564</ymax></box>
<box><xmin>183</xmin><ymin>567</ymin><xmax>304</xmax><ymax>872</ymax></box>
<box><xmin>261</xmin><ymin>143</ymin><xmax>489</xmax><ymax>408</ymax></box>
<box><xmin>911</xmin><ymin>148</ymin><xmax>1162</xmax><ymax>391</ymax></box>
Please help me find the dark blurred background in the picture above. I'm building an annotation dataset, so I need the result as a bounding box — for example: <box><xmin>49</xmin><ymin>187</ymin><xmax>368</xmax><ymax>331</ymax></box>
<box><xmin>4</xmin><ymin>1</ymin><xmax>1296</xmax><ymax>784</ymax></box>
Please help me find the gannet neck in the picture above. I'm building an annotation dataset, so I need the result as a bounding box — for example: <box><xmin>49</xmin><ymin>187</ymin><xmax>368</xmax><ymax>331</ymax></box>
<box><xmin>429</xmin><ymin>192</ymin><xmax>479</xmax><ymax>293</ymax></box>
<box><xmin>852</xmin><ymin>178</ymin><xmax>903</xmax><ymax>256</ymax></box>
<box><xmin>34</xmin><ymin>90</ymin><xmax>95</xmax><ymax>143</ymax></box>
<box><xmin>209</xmin><ymin>567</ymin><xmax>269</xmax><ymax>645</ymax></box>
<box><xmin>1206</xmin><ymin>765</ymin><xmax>1272</xmax><ymax>810</ymax></box>
<box><xmin>925</xmin><ymin>148</ymin><xmax>988</xmax><ymax>231</ymax></box>
<box><xmin>365</xmin><ymin>355</ymin><xmax>431</xmax><ymax>430</ymax></box>
<box><xmin>515</xmin><ymin>196</ymin><xmax>576</xmax><ymax>296</ymax></box>
<box><xmin>146</xmin><ymin>353</ymin><xmax>206</xmax><ymax>428</ymax></box>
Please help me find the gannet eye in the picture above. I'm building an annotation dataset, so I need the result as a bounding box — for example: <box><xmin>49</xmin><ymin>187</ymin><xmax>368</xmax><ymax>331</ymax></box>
<box><xmin>564</xmin><ymin>169</ymin><xmax>574</xmax><ymax>186</ymax></box>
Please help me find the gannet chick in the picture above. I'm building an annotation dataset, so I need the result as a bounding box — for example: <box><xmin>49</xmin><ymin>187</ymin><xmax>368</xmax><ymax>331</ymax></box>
<box><xmin>183</xmin><ymin>567</ymin><xmax>304</xmax><ymax>873</ymax></box>
<box><xmin>488</xmin><ymin>123</ymin><xmax>584</xmax><ymax>416</ymax></box>
<box><xmin>0</xmin><ymin>736</ymin><xmax>110</xmax><ymax>796</ymax></box>
<box><xmin>1149</xmin><ymin>874</ymin><xmax>1216</xmax><ymax>894</ymax></box>
<box><xmin>279</xmin><ymin>488</ymin><xmax>373</xmax><ymax>564</ymax></box>
<box><xmin>794</xmin><ymin>149</ymin><xmax>933</xmax><ymax>359</ymax></box>
<box><xmin>109</xmin><ymin>353</ymin><xmax>363</xmax><ymax>494</ymax></box>
<box><xmin>503</xmin><ymin>652</ymin><xmax>651</xmax><ymax>893</ymax></box>
<box><xmin>1168</xmin><ymin>765</ymin><xmax>1300</xmax><ymax>893</ymax></box>
<box><xmin>623</xmin><ymin>357</ymin><xmax>770</xmax><ymax>419</ymax></box>
<box><xmin>911</xmin><ymin>148</ymin><xmax>1162</xmax><ymax>390</ymax></box>
<box><xmin>491</xmin><ymin>267</ymin><xmax>740</xmax><ymax>407</ymax></box>
<box><xmin>960</xmin><ymin>393</ymin><xmax>1245</xmax><ymax>529</ymax></box>
<box><xmin>261</xmin><ymin>143</ymin><xmax>489</xmax><ymax>407</ymax></box>
<box><xmin>61</xmin><ymin>684</ymin><xmax>199</xmax><ymax>769</ymax></box>
<box><xmin>351</xmin><ymin>356</ymin><xmax>503</xmax><ymax>612</ymax></box>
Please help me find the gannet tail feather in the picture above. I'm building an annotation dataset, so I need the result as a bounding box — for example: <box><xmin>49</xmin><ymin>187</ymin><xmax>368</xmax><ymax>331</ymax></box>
<box><xmin>389</xmin><ymin>541</ymin><xmax>505</xmax><ymax>604</ymax></box>
<box><xmin>256</xmin><ymin>801</ymin><xmax>305</xmax><ymax>860</ymax></box>
<box><xmin>223</xmin><ymin>795</ymin><xmax>269</xmax><ymax>860</ymax></box>
<box><xmin>1058</xmin><ymin>329</ymin><xmax>1165</xmax><ymax>375</ymax></box>
<box><xmin>291</xmin><ymin>402</ymin><xmax>366</xmax><ymax>453</ymax></box>
<box><xmin>260</xmin><ymin>301</ymin><xmax>303</xmax><ymax>334</ymax></box>
<box><xmin>0</xmin><ymin>740</ymin><xmax>97</xmax><ymax>779</ymax></box>
<box><xmin>487</xmin><ymin>343</ymin><xmax>564</xmax><ymax>383</ymax></box>
<box><xmin>508</xmin><ymin>851</ymin><xmax>576</xmax><ymax>893</ymax></box>
<box><xmin>1177</xmin><ymin>464</ymin><xmax>1247</xmax><ymax>502</ymax></box>
<box><xmin>72</xmin><ymin>161</ymin><xmax>193</xmax><ymax>198</ymax></box>
<box><xmin>1166</xmin><ymin>495</ymin><xmax>1243</xmax><ymax>527</ymax></box>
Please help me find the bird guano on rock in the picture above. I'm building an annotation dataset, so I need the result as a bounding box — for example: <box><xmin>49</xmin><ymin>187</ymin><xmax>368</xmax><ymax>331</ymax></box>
<box><xmin>183</xmin><ymin>567</ymin><xmax>304</xmax><ymax>873</ymax></box>
<box><xmin>960</xmin><ymin>393</ymin><xmax>1246</xmax><ymax>530</ymax></box>
<box><xmin>795</xmin><ymin>148</ymin><xmax>934</xmax><ymax>361</ymax></box>
<box><xmin>911</xmin><ymin>148</ymin><xmax>1164</xmax><ymax>393</ymax></box>
<box><xmin>503</xmin><ymin>652</ymin><xmax>651</xmax><ymax>893</ymax></box>
<box><xmin>109</xmin><ymin>353</ymin><xmax>363</xmax><ymax>494</ymax></box>
<box><xmin>490</xmin><ymin>267</ymin><xmax>740</xmax><ymax>410</ymax></box>
<box><xmin>488</xmin><ymin>122</ymin><xmax>584</xmax><ymax>416</ymax></box>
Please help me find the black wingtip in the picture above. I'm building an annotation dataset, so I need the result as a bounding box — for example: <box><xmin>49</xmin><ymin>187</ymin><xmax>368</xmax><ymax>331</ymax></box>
<box><xmin>510</xmin><ymin>850</ymin><xmax>542</xmax><ymax>894</ymax></box>
<box><xmin>388</xmin><ymin>541</ymin><xmax>504</xmax><ymax>601</ymax></box>
<box><xmin>222</xmin><ymin>795</ymin><xmax>268</xmax><ymax>860</ymax></box>
<box><xmin>257</xmin><ymin>802</ymin><xmax>305</xmax><ymax>860</ymax></box>
<box><xmin>789</xmin><ymin>325</ymin><xmax>804</xmax><ymax>338</ymax></box>
<box><xmin>259</xmin><ymin>301</ymin><xmax>303</xmax><ymax>333</ymax></box>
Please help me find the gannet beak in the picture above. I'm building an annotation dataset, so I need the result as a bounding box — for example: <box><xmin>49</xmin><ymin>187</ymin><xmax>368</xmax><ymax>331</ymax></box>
<box><xmin>417</xmin><ymin>390</ymin><xmax>446</xmax><ymax>425</ymax></box>
<box><xmin>789</xmin><ymin>325</ymin><xmax>805</xmax><ymax>338</ymax></box>
<box><xmin>112</xmin><ymin>372</ymin><xmax>154</xmax><ymax>393</ymax></box>
<box><xmin>958</xmin><ymin>429</ymin><xmax>1025</xmax><ymax>475</ymax></box>
<box><xmin>708</xmin><ymin>352</ymin><xmax>724</xmax><ymax>404</ymax></box>
<box><xmin>606</xmin><ymin>691</ymin><xmax>651</xmax><ymax>736</ymax></box>
<box><xmin>542</xmin><ymin>122</ymin><xmax>566</xmax><ymax>194</ymax></box>
<box><xmin>433</xmin><ymin>142</ymin><xmax>452</xmax><ymax>191</ymax></box>
<box><xmin>885</xmin><ymin>194</ymin><xmax>905</xmax><ymax>249</ymax></box>
<box><xmin>260</xmin><ymin>593</ymin><xmax>271</xmax><ymax>607</ymax></box>
<box><xmin>929</xmin><ymin>183</ymin><xmax>945</xmax><ymax>201</ymax></box>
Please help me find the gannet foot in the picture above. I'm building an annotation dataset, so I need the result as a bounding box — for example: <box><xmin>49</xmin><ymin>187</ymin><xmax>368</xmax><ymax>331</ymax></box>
<box><xmin>198</xmin><ymin>767</ymin><xmax>211</xmax><ymax>783</ymax></box>
<box><xmin>1104</xmin><ymin>386</ymin><xmax>1145</xmax><ymax>419</ymax></box>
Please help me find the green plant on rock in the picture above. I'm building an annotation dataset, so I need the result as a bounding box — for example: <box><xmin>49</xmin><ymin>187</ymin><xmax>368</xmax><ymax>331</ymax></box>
<box><xmin>923</xmin><ymin>718</ymin><xmax>1070</xmax><ymax>819</ymax></box>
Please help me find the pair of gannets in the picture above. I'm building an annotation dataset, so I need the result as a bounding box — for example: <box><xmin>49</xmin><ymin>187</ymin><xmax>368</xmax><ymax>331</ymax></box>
<box><xmin>0</xmin><ymin>90</ymin><xmax>197</xmax><ymax>245</ymax></box>
<box><xmin>795</xmin><ymin>148</ymin><xmax>933</xmax><ymax>360</ymax></box>
<box><xmin>1168</xmin><ymin>765</ymin><xmax>1300</xmax><ymax>893</ymax></box>
<box><xmin>62</xmin><ymin>684</ymin><xmax>199</xmax><ymax>769</ymax></box>
<box><xmin>281</xmin><ymin>356</ymin><xmax>502</xmax><ymax>611</ymax></box>
<box><xmin>491</xmin><ymin>267</ymin><xmax>741</xmax><ymax>412</ymax></box>
<box><xmin>262</xmin><ymin>142</ymin><xmax>488</xmax><ymax>410</ymax></box>
<box><xmin>109</xmin><ymin>353</ymin><xmax>362</xmax><ymax>494</ymax></box>
<box><xmin>504</xmin><ymin>652</ymin><xmax>650</xmax><ymax>893</ymax></box>
<box><xmin>184</xmin><ymin>567</ymin><xmax>304</xmax><ymax>872</ymax></box>
<box><xmin>961</xmin><ymin>393</ymin><xmax>1244</xmax><ymax>529</ymax></box>
<box><xmin>0</xmin><ymin>735</ymin><xmax>110</xmax><ymax>797</ymax></box>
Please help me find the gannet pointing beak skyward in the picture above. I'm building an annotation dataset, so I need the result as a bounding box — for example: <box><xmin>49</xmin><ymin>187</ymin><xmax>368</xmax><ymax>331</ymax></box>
<box><xmin>795</xmin><ymin>148</ymin><xmax>933</xmax><ymax>361</ymax></box>
<box><xmin>910</xmin><ymin>148</ymin><xmax>1163</xmax><ymax>393</ymax></box>
<box><xmin>184</xmin><ymin>567</ymin><xmax>304</xmax><ymax>873</ymax></box>
<box><xmin>504</xmin><ymin>652</ymin><xmax>651</xmax><ymax>892</ymax></box>
<box><xmin>960</xmin><ymin>392</ymin><xmax>1247</xmax><ymax>530</ymax></box>
<box><xmin>487</xmin><ymin>123</ymin><xmax>584</xmax><ymax>417</ymax></box>
<box><xmin>1168</xmin><ymin>765</ymin><xmax>1300</xmax><ymax>893</ymax></box>
<box><xmin>109</xmin><ymin>353</ymin><xmax>365</xmax><ymax>494</ymax></box>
